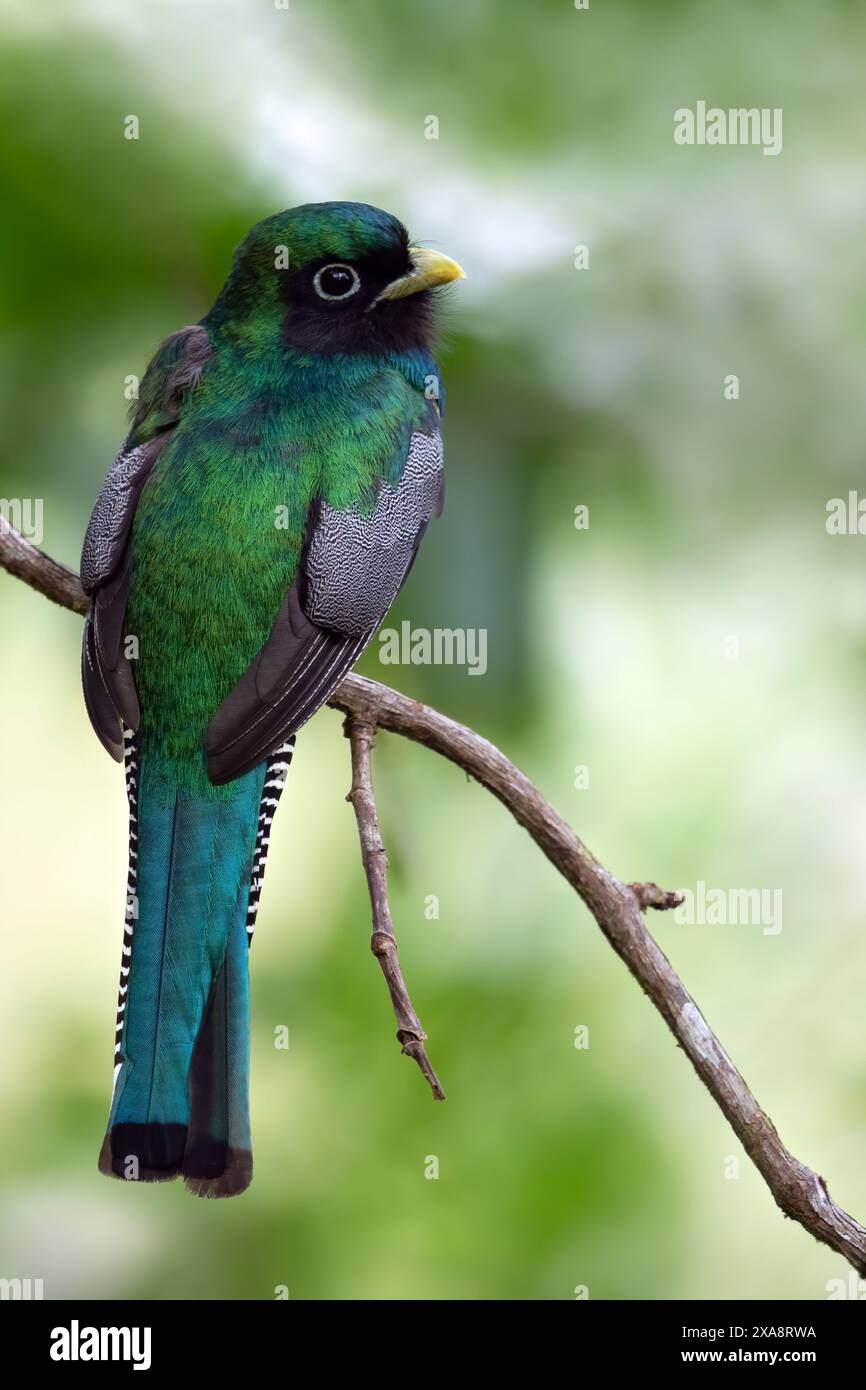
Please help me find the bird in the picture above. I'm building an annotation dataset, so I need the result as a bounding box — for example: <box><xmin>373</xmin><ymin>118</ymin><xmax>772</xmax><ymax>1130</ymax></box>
<box><xmin>80</xmin><ymin>201</ymin><xmax>464</xmax><ymax>1197</ymax></box>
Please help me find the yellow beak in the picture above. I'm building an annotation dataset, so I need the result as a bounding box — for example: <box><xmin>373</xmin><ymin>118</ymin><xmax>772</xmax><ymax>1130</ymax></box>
<box><xmin>377</xmin><ymin>247</ymin><xmax>466</xmax><ymax>302</ymax></box>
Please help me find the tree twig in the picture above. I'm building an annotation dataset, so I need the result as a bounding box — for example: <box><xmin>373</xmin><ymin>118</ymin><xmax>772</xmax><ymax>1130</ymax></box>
<box><xmin>2</xmin><ymin>520</ymin><xmax>865</xmax><ymax>1276</ymax></box>
<box><xmin>0</xmin><ymin>515</ymin><xmax>88</xmax><ymax>615</ymax></box>
<box><xmin>345</xmin><ymin>715</ymin><xmax>445</xmax><ymax>1100</ymax></box>
<box><xmin>630</xmin><ymin>881</ymin><xmax>685</xmax><ymax>912</ymax></box>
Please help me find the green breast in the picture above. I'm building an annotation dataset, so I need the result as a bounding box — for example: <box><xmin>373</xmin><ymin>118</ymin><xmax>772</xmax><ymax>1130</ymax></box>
<box><xmin>127</xmin><ymin>344</ymin><xmax>427</xmax><ymax>796</ymax></box>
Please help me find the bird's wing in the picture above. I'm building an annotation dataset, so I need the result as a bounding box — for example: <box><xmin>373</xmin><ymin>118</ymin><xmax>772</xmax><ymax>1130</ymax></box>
<box><xmin>81</xmin><ymin>325</ymin><xmax>212</xmax><ymax>759</ymax></box>
<box><xmin>206</xmin><ymin>424</ymin><xmax>444</xmax><ymax>784</ymax></box>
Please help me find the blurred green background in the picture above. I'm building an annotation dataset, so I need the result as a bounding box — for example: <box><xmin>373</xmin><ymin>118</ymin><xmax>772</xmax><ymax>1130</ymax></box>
<box><xmin>1</xmin><ymin>0</ymin><xmax>865</xmax><ymax>1300</ymax></box>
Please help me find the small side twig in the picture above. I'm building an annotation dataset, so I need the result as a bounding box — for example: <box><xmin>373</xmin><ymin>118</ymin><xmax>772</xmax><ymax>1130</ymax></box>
<box><xmin>630</xmin><ymin>881</ymin><xmax>685</xmax><ymax>913</ymax></box>
<box><xmin>344</xmin><ymin>715</ymin><xmax>445</xmax><ymax>1101</ymax></box>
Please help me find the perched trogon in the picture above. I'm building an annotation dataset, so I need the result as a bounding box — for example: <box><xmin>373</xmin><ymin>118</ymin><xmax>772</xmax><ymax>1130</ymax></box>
<box><xmin>80</xmin><ymin>202</ymin><xmax>464</xmax><ymax>1197</ymax></box>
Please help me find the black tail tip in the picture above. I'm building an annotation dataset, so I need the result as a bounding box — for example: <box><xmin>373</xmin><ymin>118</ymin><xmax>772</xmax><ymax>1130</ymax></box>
<box><xmin>98</xmin><ymin>1127</ymin><xmax>252</xmax><ymax>1197</ymax></box>
<box><xmin>98</xmin><ymin>1123</ymin><xmax>185</xmax><ymax>1183</ymax></box>
<box><xmin>183</xmin><ymin>1148</ymin><xmax>253</xmax><ymax>1199</ymax></box>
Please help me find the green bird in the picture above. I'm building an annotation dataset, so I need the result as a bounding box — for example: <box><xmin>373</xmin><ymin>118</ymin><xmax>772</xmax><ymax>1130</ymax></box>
<box><xmin>80</xmin><ymin>201</ymin><xmax>464</xmax><ymax>1197</ymax></box>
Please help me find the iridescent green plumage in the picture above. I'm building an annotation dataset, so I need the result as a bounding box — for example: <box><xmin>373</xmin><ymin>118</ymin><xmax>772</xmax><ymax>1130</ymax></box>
<box><xmin>130</xmin><ymin>347</ymin><xmax>431</xmax><ymax>794</ymax></box>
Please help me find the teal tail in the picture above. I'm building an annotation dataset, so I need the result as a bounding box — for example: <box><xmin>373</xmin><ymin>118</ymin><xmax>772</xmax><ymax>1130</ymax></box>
<box><xmin>99</xmin><ymin>731</ymin><xmax>292</xmax><ymax>1197</ymax></box>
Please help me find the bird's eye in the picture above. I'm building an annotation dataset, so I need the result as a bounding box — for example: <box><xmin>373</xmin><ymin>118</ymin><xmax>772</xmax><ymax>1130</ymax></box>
<box><xmin>313</xmin><ymin>263</ymin><xmax>361</xmax><ymax>301</ymax></box>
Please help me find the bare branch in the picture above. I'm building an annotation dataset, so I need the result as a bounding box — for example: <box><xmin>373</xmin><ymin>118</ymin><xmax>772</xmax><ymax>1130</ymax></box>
<box><xmin>345</xmin><ymin>715</ymin><xmax>445</xmax><ymax>1100</ymax></box>
<box><xmin>3</xmin><ymin>521</ymin><xmax>865</xmax><ymax>1276</ymax></box>
<box><xmin>0</xmin><ymin>515</ymin><xmax>88</xmax><ymax>615</ymax></box>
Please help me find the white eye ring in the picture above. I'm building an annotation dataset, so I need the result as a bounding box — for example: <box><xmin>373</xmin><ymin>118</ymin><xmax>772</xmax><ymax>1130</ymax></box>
<box><xmin>313</xmin><ymin>263</ymin><xmax>361</xmax><ymax>301</ymax></box>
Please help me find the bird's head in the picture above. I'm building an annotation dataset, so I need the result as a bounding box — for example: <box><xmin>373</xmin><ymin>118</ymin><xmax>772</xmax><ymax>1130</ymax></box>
<box><xmin>205</xmin><ymin>201</ymin><xmax>464</xmax><ymax>357</ymax></box>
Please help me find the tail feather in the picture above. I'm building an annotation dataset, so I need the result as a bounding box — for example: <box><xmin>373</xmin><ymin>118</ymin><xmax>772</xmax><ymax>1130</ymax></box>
<box><xmin>183</xmin><ymin>953</ymin><xmax>252</xmax><ymax>1197</ymax></box>
<box><xmin>246</xmin><ymin>745</ymin><xmax>295</xmax><ymax>946</ymax></box>
<box><xmin>99</xmin><ymin>734</ymin><xmax>294</xmax><ymax>1197</ymax></box>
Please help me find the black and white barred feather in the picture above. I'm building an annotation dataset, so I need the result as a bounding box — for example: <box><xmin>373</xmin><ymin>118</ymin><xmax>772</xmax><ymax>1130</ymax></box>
<box><xmin>111</xmin><ymin>727</ymin><xmax>139</xmax><ymax>1092</ymax></box>
<box><xmin>246</xmin><ymin>737</ymin><xmax>296</xmax><ymax>945</ymax></box>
